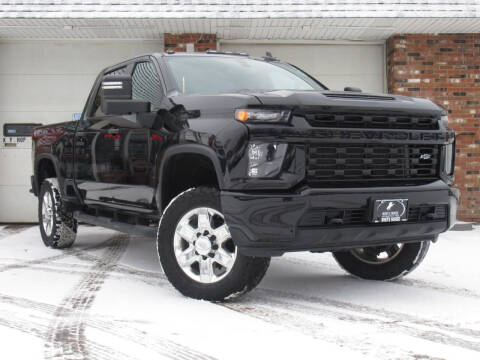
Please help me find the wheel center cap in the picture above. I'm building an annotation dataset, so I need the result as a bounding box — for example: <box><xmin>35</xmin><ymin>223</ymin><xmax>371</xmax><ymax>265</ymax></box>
<box><xmin>195</xmin><ymin>236</ymin><xmax>212</xmax><ymax>256</ymax></box>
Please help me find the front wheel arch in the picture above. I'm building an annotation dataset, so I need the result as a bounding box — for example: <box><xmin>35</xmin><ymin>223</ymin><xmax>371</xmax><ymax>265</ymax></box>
<box><xmin>156</xmin><ymin>145</ymin><xmax>225</xmax><ymax>211</ymax></box>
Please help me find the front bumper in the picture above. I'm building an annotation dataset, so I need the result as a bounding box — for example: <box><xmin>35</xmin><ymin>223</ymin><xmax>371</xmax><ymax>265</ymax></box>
<box><xmin>221</xmin><ymin>180</ymin><xmax>459</xmax><ymax>256</ymax></box>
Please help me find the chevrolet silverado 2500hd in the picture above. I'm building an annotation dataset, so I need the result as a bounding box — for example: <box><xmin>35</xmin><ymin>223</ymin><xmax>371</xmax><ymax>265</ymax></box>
<box><xmin>31</xmin><ymin>51</ymin><xmax>459</xmax><ymax>301</ymax></box>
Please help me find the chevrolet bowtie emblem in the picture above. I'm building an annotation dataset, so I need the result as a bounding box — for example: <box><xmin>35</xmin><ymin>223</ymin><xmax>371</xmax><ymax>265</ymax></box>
<box><xmin>420</xmin><ymin>153</ymin><xmax>432</xmax><ymax>160</ymax></box>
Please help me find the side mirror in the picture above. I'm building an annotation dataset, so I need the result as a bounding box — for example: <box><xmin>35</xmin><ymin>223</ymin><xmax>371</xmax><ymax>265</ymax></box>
<box><xmin>100</xmin><ymin>74</ymin><xmax>150</xmax><ymax>115</ymax></box>
<box><xmin>344</xmin><ymin>86</ymin><xmax>362</xmax><ymax>92</ymax></box>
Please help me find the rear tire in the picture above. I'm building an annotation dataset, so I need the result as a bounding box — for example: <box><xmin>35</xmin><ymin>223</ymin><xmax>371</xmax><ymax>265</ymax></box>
<box><xmin>157</xmin><ymin>187</ymin><xmax>270</xmax><ymax>301</ymax></box>
<box><xmin>38</xmin><ymin>178</ymin><xmax>77</xmax><ymax>249</ymax></box>
<box><xmin>332</xmin><ymin>241</ymin><xmax>430</xmax><ymax>281</ymax></box>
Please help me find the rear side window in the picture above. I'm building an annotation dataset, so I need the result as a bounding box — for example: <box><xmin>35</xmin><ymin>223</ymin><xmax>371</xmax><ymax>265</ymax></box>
<box><xmin>132</xmin><ymin>61</ymin><xmax>163</xmax><ymax>109</ymax></box>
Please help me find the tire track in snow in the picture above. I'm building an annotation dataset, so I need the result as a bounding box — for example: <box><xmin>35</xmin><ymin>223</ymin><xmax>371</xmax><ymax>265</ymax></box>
<box><xmin>83</xmin><ymin>340</ymin><xmax>139</xmax><ymax>360</ymax></box>
<box><xmin>73</xmin><ymin>249</ymin><xmax>168</xmax><ymax>286</ymax></box>
<box><xmin>0</xmin><ymin>248</ymin><xmax>166</xmax><ymax>287</ymax></box>
<box><xmin>0</xmin><ymin>293</ymin><xmax>217</xmax><ymax>360</ymax></box>
<box><xmin>282</xmin><ymin>256</ymin><xmax>480</xmax><ymax>300</ymax></box>
<box><xmin>6</xmin><ymin>244</ymin><xmax>478</xmax><ymax>355</ymax></box>
<box><xmin>0</xmin><ymin>233</ymin><xmax>215</xmax><ymax>360</ymax></box>
<box><xmin>263</xmin><ymin>287</ymin><xmax>480</xmax><ymax>340</ymax></box>
<box><xmin>224</xmin><ymin>288</ymin><xmax>480</xmax><ymax>354</ymax></box>
<box><xmin>44</xmin><ymin>234</ymin><xmax>129</xmax><ymax>360</ymax></box>
<box><xmin>85</xmin><ymin>318</ymin><xmax>217</xmax><ymax>360</ymax></box>
<box><xmin>0</xmin><ymin>311</ymin><xmax>48</xmax><ymax>340</ymax></box>
<box><xmin>0</xmin><ymin>308</ymin><xmax>141</xmax><ymax>360</ymax></box>
<box><xmin>7</xmin><ymin>228</ymin><xmax>477</xmax><ymax>357</ymax></box>
<box><xmin>222</xmin><ymin>302</ymin><xmax>419</xmax><ymax>360</ymax></box>
<box><xmin>0</xmin><ymin>236</ymin><xmax>117</xmax><ymax>273</ymax></box>
<box><xmin>0</xmin><ymin>260</ymin><xmax>166</xmax><ymax>287</ymax></box>
<box><xmin>397</xmin><ymin>278</ymin><xmax>480</xmax><ymax>300</ymax></box>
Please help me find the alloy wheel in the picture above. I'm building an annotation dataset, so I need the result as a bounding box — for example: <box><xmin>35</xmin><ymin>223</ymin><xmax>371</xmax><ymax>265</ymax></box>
<box><xmin>351</xmin><ymin>244</ymin><xmax>404</xmax><ymax>265</ymax></box>
<box><xmin>42</xmin><ymin>192</ymin><xmax>54</xmax><ymax>236</ymax></box>
<box><xmin>173</xmin><ymin>207</ymin><xmax>237</xmax><ymax>284</ymax></box>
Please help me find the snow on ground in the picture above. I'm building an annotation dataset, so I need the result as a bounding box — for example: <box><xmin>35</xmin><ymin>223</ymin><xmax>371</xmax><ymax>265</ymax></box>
<box><xmin>0</xmin><ymin>224</ymin><xmax>479</xmax><ymax>360</ymax></box>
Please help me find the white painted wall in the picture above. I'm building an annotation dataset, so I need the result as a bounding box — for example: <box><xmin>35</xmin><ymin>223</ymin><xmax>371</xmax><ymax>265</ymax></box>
<box><xmin>220</xmin><ymin>42</ymin><xmax>385</xmax><ymax>93</ymax></box>
<box><xmin>0</xmin><ymin>40</ymin><xmax>163</xmax><ymax>222</ymax></box>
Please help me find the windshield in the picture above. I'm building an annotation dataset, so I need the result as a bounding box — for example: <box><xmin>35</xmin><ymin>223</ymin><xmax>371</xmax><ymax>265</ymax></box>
<box><xmin>166</xmin><ymin>56</ymin><xmax>325</xmax><ymax>95</ymax></box>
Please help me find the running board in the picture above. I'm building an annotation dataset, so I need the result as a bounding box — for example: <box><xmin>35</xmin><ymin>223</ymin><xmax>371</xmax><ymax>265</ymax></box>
<box><xmin>73</xmin><ymin>211</ymin><xmax>157</xmax><ymax>237</ymax></box>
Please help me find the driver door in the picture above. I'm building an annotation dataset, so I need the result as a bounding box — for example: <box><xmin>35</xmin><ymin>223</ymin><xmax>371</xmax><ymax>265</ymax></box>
<box><xmin>104</xmin><ymin>60</ymin><xmax>167</xmax><ymax>211</ymax></box>
<box><xmin>74</xmin><ymin>65</ymin><xmax>133</xmax><ymax>205</ymax></box>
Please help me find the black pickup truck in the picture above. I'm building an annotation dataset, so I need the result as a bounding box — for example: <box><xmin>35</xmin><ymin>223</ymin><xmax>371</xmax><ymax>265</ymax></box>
<box><xmin>31</xmin><ymin>51</ymin><xmax>458</xmax><ymax>301</ymax></box>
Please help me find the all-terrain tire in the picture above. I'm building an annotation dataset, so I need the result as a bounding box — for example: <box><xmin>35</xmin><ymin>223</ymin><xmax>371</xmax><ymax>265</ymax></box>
<box><xmin>38</xmin><ymin>178</ymin><xmax>77</xmax><ymax>249</ymax></box>
<box><xmin>332</xmin><ymin>241</ymin><xmax>430</xmax><ymax>281</ymax></box>
<box><xmin>157</xmin><ymin>187</ymin><xmax>270</xmax><ymax>302</ymax></box>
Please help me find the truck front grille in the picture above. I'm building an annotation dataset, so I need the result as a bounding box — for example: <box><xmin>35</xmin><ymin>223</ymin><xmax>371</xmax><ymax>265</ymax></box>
<box><xmin>307</xmin><ymin>143</ymin><xmax>440</xmax><ymax>187</ymax></box>
<box><xmin>304</xmin><ymin>112</ymin><xmax>439</xmax><ymax>130</ymax></box>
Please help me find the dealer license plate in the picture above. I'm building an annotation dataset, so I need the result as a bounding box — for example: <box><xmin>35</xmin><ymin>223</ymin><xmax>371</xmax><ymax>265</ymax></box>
<box><xmin>372</xmin><ymin>199</ymin><xmax>408</xmax><ymax>223</ymax></box>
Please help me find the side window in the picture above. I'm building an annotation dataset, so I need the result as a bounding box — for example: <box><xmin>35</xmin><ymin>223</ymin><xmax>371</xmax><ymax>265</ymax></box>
<box><xmin>132</xmin><ymin>61</ymin><xmax>163</xmax><ymax>110</ymax></box>
<box><xmin>89</xmin><ymin>66</ymin><xmax>129</xmax><ymax>118</ymax></box>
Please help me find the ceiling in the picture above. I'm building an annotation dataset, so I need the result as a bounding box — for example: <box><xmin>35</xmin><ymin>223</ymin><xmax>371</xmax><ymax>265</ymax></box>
<box><xmin>2</xmin><ymin>1</ymin><xmax>480</xmax><ymax>19</ymax></box>
<box><xmin>1</xmin><ymin>18</ymin><xmax>480</xmax><ymax>41</ymax></box>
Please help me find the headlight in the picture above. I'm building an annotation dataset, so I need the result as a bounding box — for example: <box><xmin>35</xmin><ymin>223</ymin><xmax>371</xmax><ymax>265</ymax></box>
<box><xmin>441</xmin><ymin>114</ymin><xmax>449</xmax><ymax>128</ymax></box>
<box><xmin>235</xmin><ymin>109</ymin><xmax>291</xmax><ymax>124</ymax></box>
<box><xmin>444</xmin><ymin>143</ymin><xmax>454</xmax><ymax>175</ymax></box>
<box><xmin>248</xmin><ymin>142</ymin><xmax>288</xmax><ymax>178</ymax></box>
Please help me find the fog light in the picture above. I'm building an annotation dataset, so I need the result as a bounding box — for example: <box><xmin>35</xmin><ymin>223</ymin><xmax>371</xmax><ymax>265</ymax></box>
<box><xmin>248</xmin><ymin>142</ymin><xmax>287</xmax><ymax>178</ymax></box>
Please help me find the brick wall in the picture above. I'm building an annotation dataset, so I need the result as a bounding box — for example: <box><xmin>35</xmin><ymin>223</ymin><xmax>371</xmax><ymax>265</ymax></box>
<box><xmin>387</xmin><ymin>34</ymin><xmax>480</xmax><ymax>221</ymax></box>
<box><xmin>164</xmin><ymin>33</ymin><xmax>216</xmax><ymax>52</ymax></box>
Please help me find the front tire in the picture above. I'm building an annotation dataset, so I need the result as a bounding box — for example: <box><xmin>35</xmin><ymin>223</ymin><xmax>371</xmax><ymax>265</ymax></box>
<box><xmin>157</xmin><ymin>187</ymin><xmax>270</xmax><ymax>301</ymax></box>
<box><xmin>38</xmin><ymin>178</ymin><xmax>77</xmax><ymax>249</ymax></box>
<box><xmin>333</xmin><ymin>241</ymin><xmax>430</xmax><ymax>281</ymax></box>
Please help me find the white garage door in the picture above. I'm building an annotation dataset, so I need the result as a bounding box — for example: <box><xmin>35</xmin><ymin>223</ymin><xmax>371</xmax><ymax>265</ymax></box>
<box><xmin>220</xmin><ymin>43</ymin><xmax>385</xmax><ymax>93</ymax></box>
<box><xmin>0</xmin><ymin>40</ymin><xmax>163</xmax><ymax>222</ymax></box>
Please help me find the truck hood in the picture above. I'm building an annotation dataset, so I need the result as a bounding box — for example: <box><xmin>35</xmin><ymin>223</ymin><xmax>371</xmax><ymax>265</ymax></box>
<box><xmin>248</xmin><ymin>90</ymin><xmax>443</xmax><ymax>116</ymax></box>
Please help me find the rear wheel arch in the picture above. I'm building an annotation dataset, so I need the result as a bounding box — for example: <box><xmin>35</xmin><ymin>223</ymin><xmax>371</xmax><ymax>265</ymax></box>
<box><xmin>157</xmin><ymin>145</ymin><xmax>225</xmax><ymax>211</ymax></box>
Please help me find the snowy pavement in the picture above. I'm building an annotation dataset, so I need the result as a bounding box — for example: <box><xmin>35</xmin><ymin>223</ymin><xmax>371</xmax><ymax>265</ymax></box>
<box><xmin>0</xmin><ymin>224</ymin><xmax>479</xmax><ymax>360</ymax></box>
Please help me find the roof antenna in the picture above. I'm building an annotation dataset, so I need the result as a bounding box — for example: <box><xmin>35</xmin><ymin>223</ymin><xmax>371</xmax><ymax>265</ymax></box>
<box><xmin>263</xmin><ymin>51</ymin><xmax>278</xmax><ymax>61</ymax></box>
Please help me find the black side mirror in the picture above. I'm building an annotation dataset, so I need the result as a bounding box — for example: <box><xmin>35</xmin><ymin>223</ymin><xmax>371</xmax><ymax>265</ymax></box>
<box><xmin>100</xmin><ymin>75</ymin><xmax>150</xmax><ymax>115</ymax></box>
<box><xmin>344</xmin><ymin>86</ymin><xmax>362</xmax><ymax>92</ymax></box>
